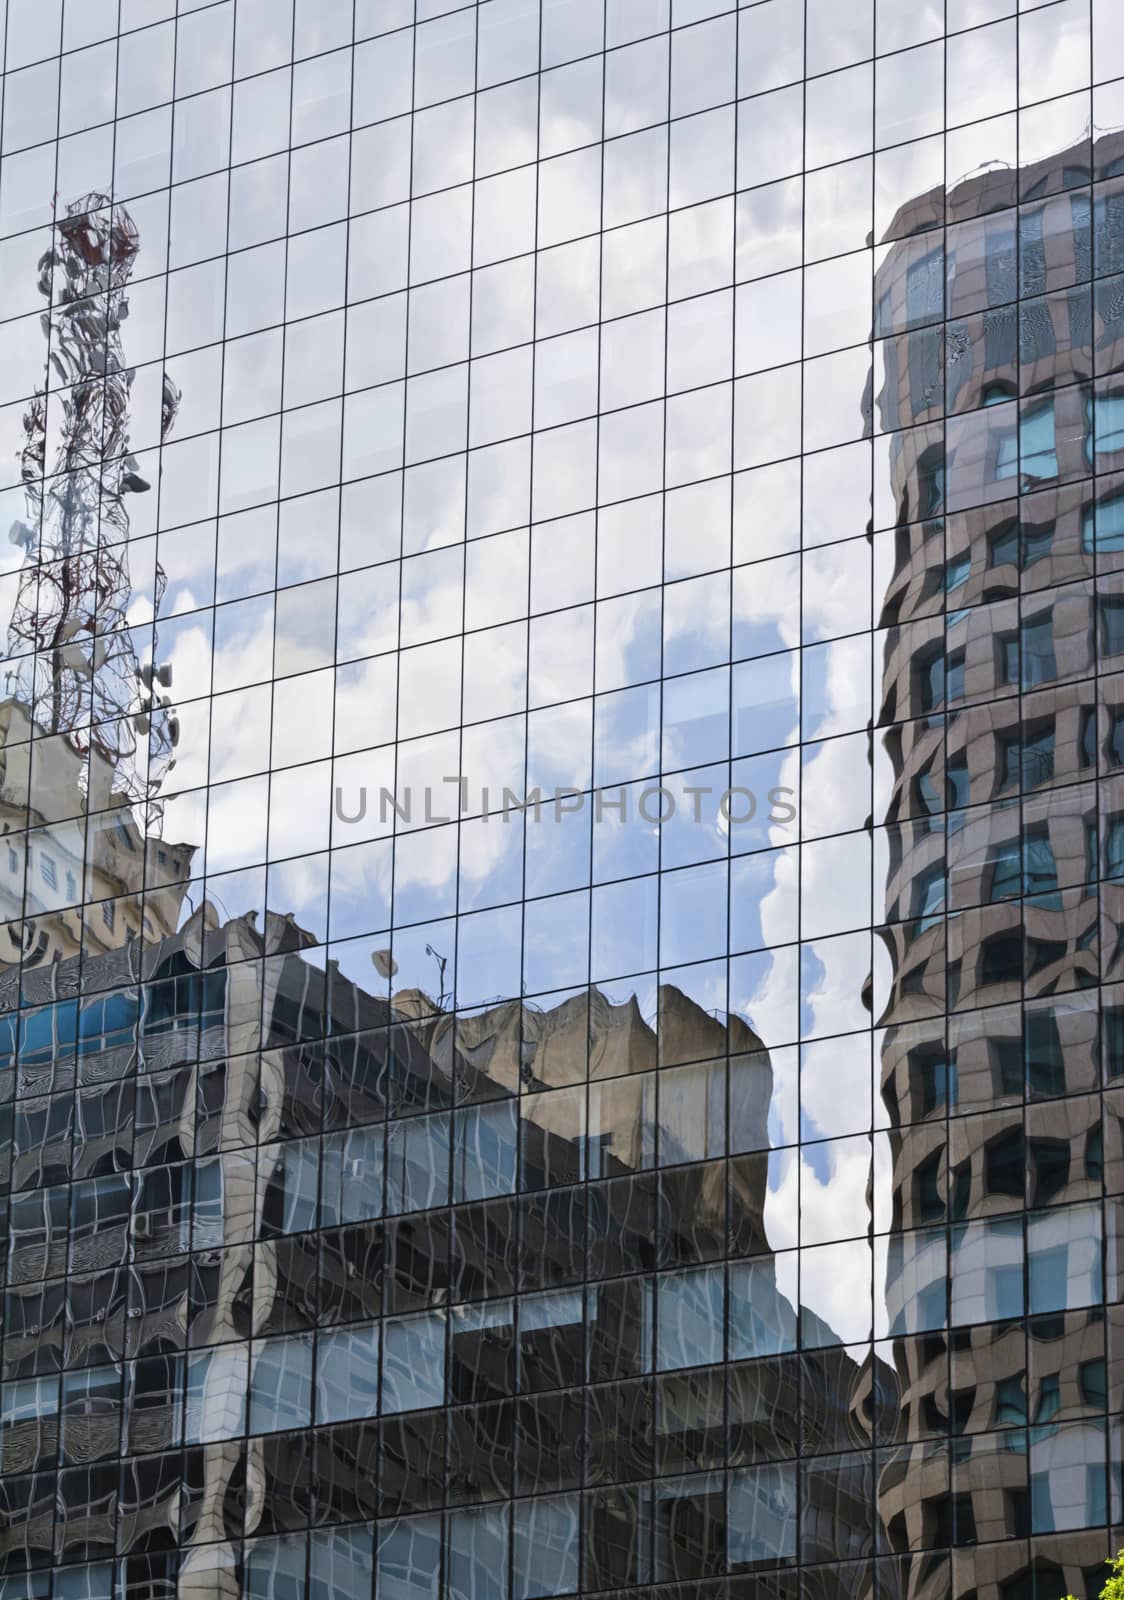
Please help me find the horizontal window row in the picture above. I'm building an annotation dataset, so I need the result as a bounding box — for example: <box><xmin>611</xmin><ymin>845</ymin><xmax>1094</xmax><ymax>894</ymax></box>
<box><xmin>12</xmin><ymin>383</ymin><xmax>1124</xmax><ymax>566</ymax></box>
<box><xmin>9</xmin><ymin>118</ymin><xmax>1124</xmax><ymax>358</ymax></box>
<box><xmin>0</xmin><ymin>1474</ymin><xmax>1118</xmax><ymax>1598</ymax></box>
<box><xmin>9</xmin><ymin>282</ymin><xmax>1124</xmax><ymax>485</ymax></box>
<box><xmin>8</xmin><ymin>893</ymin><xmax>1124</xmax><ymax>1068</ymax></box>
<box><xmin>0</xmin><ymin>1228</ymin><xmax>1111</xmax><ymax>1464</ymax></box>
<box><xmin>0</xmin><ymin>1175</ymin><xmax>1118</xmax><ymax>1341</ymax></box>
<box><xmin>12</xmin><ymin>117</ymin><xmax>1124</xmax><ymax>357</ymax></box>
<box><xmin>1</xmin><ymin>960</ymin><xmax>1123</xmax><ymax>1121</ymax></box>
<box><xmin>4</xmin><ymin>13</ymin><xmax>1123</xmax><ymax>252</ymax></box>
<box><xmin>4</xmin><ymin>1294</ymin><xmax>1123</xmax><ymax>1453</ymax></box>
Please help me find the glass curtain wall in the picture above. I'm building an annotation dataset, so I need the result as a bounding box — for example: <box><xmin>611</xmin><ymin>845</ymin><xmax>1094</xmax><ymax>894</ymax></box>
<box><xmin>0</xmin><ymin>0</ymin><xmax>1120</xmax><ymax>1597</ymax></box>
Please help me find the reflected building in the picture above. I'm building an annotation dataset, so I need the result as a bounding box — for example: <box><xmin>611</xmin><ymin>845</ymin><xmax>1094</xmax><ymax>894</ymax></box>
<box><xmin>0</xmin><ymin>874</ymin><xmax>884</xmax><ymax>1596</ymax></box>
<box><xmin>0</xmin><ymin>695</ymin><xmax>193</xmax><ymax>973</ymax></box>
<box><xmin>873</xmin><ymin>126</ymin><xmax>1124</xmax><ymax>1600</ymax></box>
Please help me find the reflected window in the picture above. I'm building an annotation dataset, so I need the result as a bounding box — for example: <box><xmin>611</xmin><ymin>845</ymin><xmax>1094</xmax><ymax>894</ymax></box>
<box><xmin>260</xmin><ymin>1139</ymin><xmax>319</xmax><ymax>1237</ymax></box>
<box><xmin>912</xmin><ymin>1043</ymin><xmax>953</xmax><ymax>1116</ymax></box>
<box><xmin>944</xmin><ymin>554</ymin><xmax>970</xmax><ymax>592</ymax></box>
<box><xmin>450</xmin><ymin>1300</ymin><xmax>514</xmax><ymax>1405</ymax></box>
<box><xmin>1026</xmin><ymin>1009</ymin><xmax>1065</xmax><ymax>1098</ymax></box>
<box><xmin>988</xmin><ymin>839</ymin><xmax>1022</xmax><ymax>903</ymax></box>
<box><xmin>54</xmin><ymin>1566</ymin><xmax>113</xmax><ymax>1597</ymax></box>
<box><xmin>1099</xmin><ymin>595</ymin><xmax>1124</xmax><ymax>659</ymax></box>
<box><xmin>988</xmin><ymin>522</ymin><xmax>1020</xmax><ymax>568</ymax></box>
<box><xmin>998</xmin><ymin>733</ymin><xmax>1021</xmax><ymax>793</ymax></box>
<box><xmin>728</xmin><ymin>1259</ymin><xmax>797</xmax><ymax>1359</ymax></box>
<box><xmin>1097</xmin><ymin>190</ymin><xmax>1124</xmax><ymax>277</ymax></box>
<box><xmin>310</xmin><ymin>1528</ymin><xmax>373</xmax><ymax>1600</ymax></box>
<box><xmin>1029</xmin><ymin>1418</ymin><xmax>1106</xmax><ymax>1532</ymax></box>
<box><xmin>1022</xmin><ymin>521</ymin><xmax>1055</xmax><ymax>568</ymax></box>
<box><xmin>1021</xmin><ymin>611</ymin><xmax>1057</xmax><ymax>689</ymax></box>
<box><xmin>143</xmin><ymin>953</ymin><xmax>227</xmax><ymax>1036</ymax></box>
<box><xmin>885</xmin><ymin>1227</ymin><xmax>947</xmax><ymax>1335</ymax></box>
<box><xmin>907</xmin><ymin>250</ymin><xmax>944</xmax><ymax>326</ymax></box>
<box><xmin>381</xmin><ymin>1311</ymin><xmax>445</xmax><ymax>1415</ymax></box>
<box><xmin>728</xmin><ymin>1463</ymin><xmax>796</xmax><ymax>1569</ymax></box>
<box><xmin>448</xmin><ymin>1506</ymin><xmax>509</xmax><ymax>1600</ymax></box>
<box><xmin>657</xmin><ymin>1266</ymin><xmax>724</xmax><ymax>1371</ymax></box>
<box><xmin>250</xmin><ymin>1334</ymin><xmax>313</xmax><ymax>1434</ymax></box>
<box><xmin>913</xmin><ymin>864</ymin><xmax>946</xmax><ymax>930</ymax></box>
<box><xmin>985</xmin><ymin>1129</ymin><xmax>1024</xmax><ymax>1200</ymax></box>
<box><xmin>377</xmin><ymin>1515</ymin><xmax>442</xmax><ymax>1600</ymax></box>
<box><xmin>950</xmin><ymin>1217</ymin><xmax>1024</xmax><ymax>1325</ymax></box>
<box><xmin>918</xmin><ymin>646</ymin><xmax>945</xmax><ymax>712</ymax></box>
<box><xmin>454</xmin><ymin>1100</ymin><xmax>518</xmax><ymax>1203</ymax></box>
<box><xmin>946</xmin><ymin>646</ymin><xmax>966</xmax><ymax>703</ymax></box>
<box><xmin>0</xmin><ymin>1374</ymin><xmax>58</xmax><ymax>1462</ymax></box>
<box><xmin>1083</xmin><ymin>491</ymin><xmax>1124</xmax><ymax>553</ymax></box>
<box><xmin>1022</xmin><ymin>402</ymin><xmax>1058</xmax><ymax>481</ymax></box>
<box><xmin>995</xmin><ymin>1376</ymin><xmax>1028</xmax><ymax>1427</ymax></box>
<box><xmin>996</xmin><ymin>424</ymin><xmax>1018</xmax><ymax>481</ymax></box>
<box><xmin>386</xmin><ymin>1112</ymin><xmax>450</xmax><ymax>1216</ymax></box>
<box><xmin>918</xmin><ymin>645</ymin><xmax>964</xmax><ymax>712</ymax></box>
<box><xmin>316</xmin><ymin>1323</ymin><xmax>380</xmax><ymax>1424</ymax></box>
<box><xmin>1035</xmin><ymin>1375</ymin><xmax>1061</xmax><ymax>1425</ymax></box>
<box><xmin>520</xmin><ymin>1288</ymin><xmax>585</xmax><ymax>1392</ymax></box>
<box><xmin>1028</xmin><ymin>1205</ymin><xmax>1102</xmax><ymax>1315</ymax></box>
<box><xmin>1024</xmin><ymin>721</ymin><xmax>1056</xmax><ymax>788</ymax></box>
<box><xmin>78</xmin><ymin>991</ymin><xmax>139</xmax><ymax>1057</ymax></box>
<box><xmin>1078</xmin><ymin>1359</ymin><xmax>1107</xmax><ymax>1410</ymax></box>
<box><xmin>1004</xmin><ymin>634</ymin><xmax>1030</xmax><ymax>695</ymax></box>
<box><xmin>1106</xmin><ymin>817</ymin><xmax>1124</xmax><ymax>880</ymax></box>
<box><xmin>984</xmin><ymin>227</ymin><xmax>1017</xmax><ymax>305</ymax></box>
<box><xmin>513</xmin><ymin>1495</ymin><xmax>580</xmax><ymax>1600</ymax></box>
<box><xmin>1104</xmin><ymin>1008</ymin><xmax>1124</xmax><ymax>1080</ymax></box>
<box><xmin>1024</xmin><ymin>827</ymin><xmax>1059</xmax><ymax>902</ymax></box>
<box><xmin>192</xmin><ymin>1158</ymin><xmax>223</xmax><ymax>1251</ymax></box>
<box><xmin>654</xmin><ymin>1471</ymin><xmax>726</xmax><ymax>1581</ymax></box>
<box><xmin>1020</xmin><ymin>209</ymin><xmax>1046</xmax><ymax>298</ymax></box>
<box><xmin>980</xmin><ymin>932</ymin><xmax>1023</xmax><ymax>987</ymax></box>
<box><xmin>922</xmin><ymin>461</ymin><xmax>945</xmax><ymax>516</ymax></box>
<box><xmin>946</xmin><ymin>756</ymin><xmax>970</xmax><ymax>810</ymax></box>
<box><xmin>184</xmin><ymin>1346</ymin><xmax>247</xmax><ymax>1444</ymax></box>
<box><xmin>997</xmin><ymin>401</ymin><xmax>1057</xmax><ymax>482</ymax></box>
<box><xmin>1086</xmin><ymin>392</ymin><xmax>1124</xmax><ymax>460</ymax></box>
<box><xmin>320</xmin><ymin>1126</ymin><xmax>384</xmax><ymax>1226</ymax></box>
<box><xmin>1080</xmin><ymin>706</ymin><xmax>1097</xmax><ymax>769</ymax></box>
<box><xmin>245</xmin><ymin>1535</ymin><xmax>306</xmax><ymax>1600</ymax></box>
<box><xmin>19</xmin><ymin>1002</ymin><xmax>78</xmax><ymax>1068</ymax></box>
<box><xmin>916</xmin><ymin>767</ymin><xmax>942</xmax><ymax>816</ymax></box>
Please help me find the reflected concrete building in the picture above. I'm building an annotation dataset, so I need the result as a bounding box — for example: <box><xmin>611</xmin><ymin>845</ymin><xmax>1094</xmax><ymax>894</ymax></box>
<box><xmin>873</xmin><ymin>128</ymin><xmax>1124</xmax><ymax>1600</ymax></box>
<box><xmin>0</xmin><ymin>840</ymin><xmax>894</xmax><ymax>1595</ymax></box>
<box><xmin>0</xmin><ymin>697</ymin><xmax>193</xmax><ymax>975</ymax></box>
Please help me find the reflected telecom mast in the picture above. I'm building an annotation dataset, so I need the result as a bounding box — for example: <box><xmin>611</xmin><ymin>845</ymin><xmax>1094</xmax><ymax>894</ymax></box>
<box><xmin>5</xmin><ymin>192</ymin><xmax>181</xmax><ymax>819</ymax></box>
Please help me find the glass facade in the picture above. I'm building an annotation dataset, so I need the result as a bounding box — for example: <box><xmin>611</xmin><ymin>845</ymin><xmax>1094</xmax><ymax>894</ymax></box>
<box><xmin>2</xmin><ymin>0</ymin><xmax>1124</xmax><ymax>1596</ymax></box>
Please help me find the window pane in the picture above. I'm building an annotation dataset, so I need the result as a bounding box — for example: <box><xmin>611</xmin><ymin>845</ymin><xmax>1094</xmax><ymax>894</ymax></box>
<box><xmin>316</xmin><ymin>1323</ymin><xmax>380</xmax><ymax>1423</ymax></box>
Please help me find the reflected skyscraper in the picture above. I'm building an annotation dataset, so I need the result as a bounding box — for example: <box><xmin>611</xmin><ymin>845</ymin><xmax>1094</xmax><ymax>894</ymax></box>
<box><xmin>872</xmin><ymin>124</ymin><xmax>1124</xmax><ymax>1600</ymax></box>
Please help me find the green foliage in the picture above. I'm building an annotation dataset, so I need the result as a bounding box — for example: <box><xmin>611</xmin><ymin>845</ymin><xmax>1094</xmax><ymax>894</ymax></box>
<box><xmin>1065</xmin><ymin>1552</ymin><xmax>1124</xmax><ymax>1600</ymax></box>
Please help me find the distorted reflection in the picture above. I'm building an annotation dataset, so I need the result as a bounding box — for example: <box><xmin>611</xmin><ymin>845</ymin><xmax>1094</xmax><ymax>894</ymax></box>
<box><xmin>1</xmin><ymin>6</ymin><xmax>1124</xmax><ymax>1598</ymax></box>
